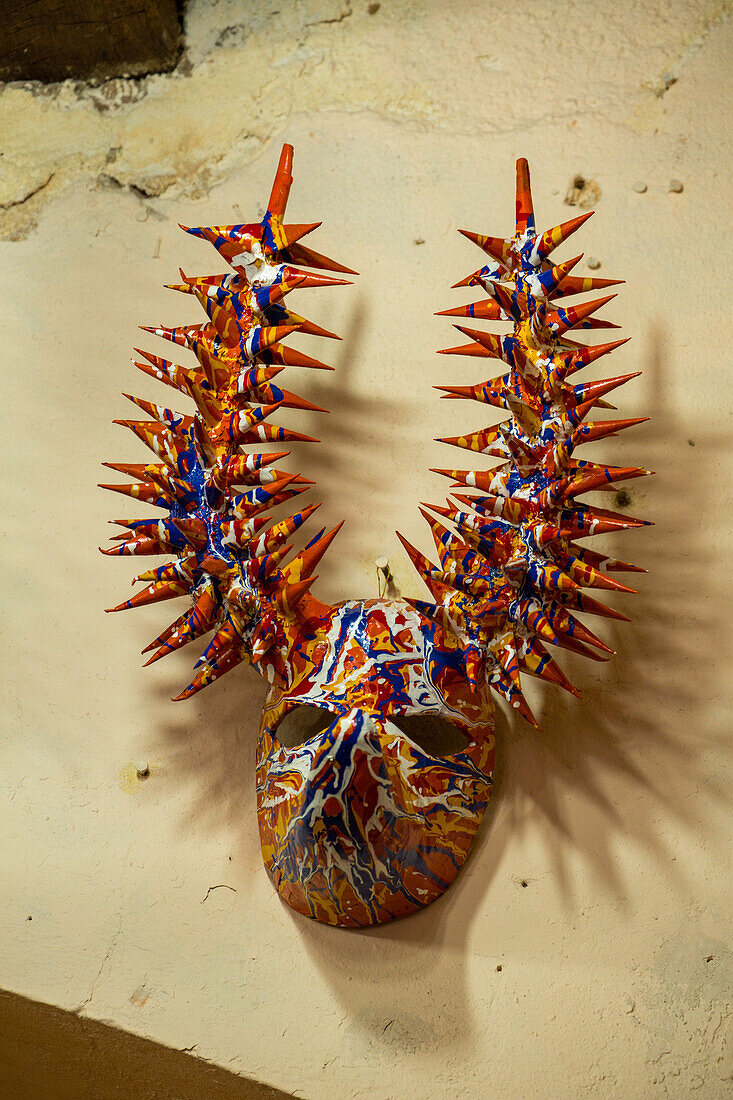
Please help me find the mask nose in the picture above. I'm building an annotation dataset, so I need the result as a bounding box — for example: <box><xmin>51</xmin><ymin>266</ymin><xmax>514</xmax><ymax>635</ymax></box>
<box><xmin>270</xmin><ymin>706</ymin><xmax>395</xmax><ymax>861</ymax></box>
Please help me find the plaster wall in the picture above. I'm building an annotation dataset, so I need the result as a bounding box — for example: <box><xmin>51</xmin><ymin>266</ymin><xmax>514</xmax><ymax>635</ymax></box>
<box><xmin>1</xmin><ymin>1</ymin><xmax>731</xmax><ymax>1096</ymax></box>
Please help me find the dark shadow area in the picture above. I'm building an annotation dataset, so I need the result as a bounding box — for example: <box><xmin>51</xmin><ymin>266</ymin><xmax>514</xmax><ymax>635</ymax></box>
<box><xmin>287</xmin><ymin>292</ymin><xmax>403</xmax><ymax>536</ymax></box>
<box><xmin>0</xmin><ymin>988</ymin><xmax>297</xmax><ymax>1100</ymax></box>
<box><xmin>275</xmin><ymin>703</ymin><xmax>334</xmax><ymax>748</ymax></box>
<box><xmin>390</xmin><ymin>712</ymin><xmax>470</xmax><ymax>757</ymax></box>
<box><xmin>155</xmin><ymin>656</ymin><xmax>266</xmax><ymax>852</ymax></box>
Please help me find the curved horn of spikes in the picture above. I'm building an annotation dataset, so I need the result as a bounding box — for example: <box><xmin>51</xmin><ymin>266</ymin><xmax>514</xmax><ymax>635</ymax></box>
<box><xmin>398</xmin><ymin>158</ymin><xmax>651</xmax><ymax>728</ymax></box>
<box><xmin>100</xmin><ymin>144</ymin><xmax>355</xmax><ymax>700</ymax></box>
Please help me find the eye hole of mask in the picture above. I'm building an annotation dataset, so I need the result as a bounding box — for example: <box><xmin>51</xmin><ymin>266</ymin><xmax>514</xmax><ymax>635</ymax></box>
<box><xmin>275</xmin><ymin>704</ymin><xmax>335</xmax><ymax>749</ymax></box>
<box><xmin>389</xmin><ymin>713</ymin><xmax>470</xmax><ymax>757</ymax></box>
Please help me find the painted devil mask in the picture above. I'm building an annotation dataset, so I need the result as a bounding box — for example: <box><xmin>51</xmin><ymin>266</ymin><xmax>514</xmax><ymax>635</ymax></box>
<box><xmin>102</xmin><ymin>145</ymin><xmax>648</xmax><ymax>926</ymax></box>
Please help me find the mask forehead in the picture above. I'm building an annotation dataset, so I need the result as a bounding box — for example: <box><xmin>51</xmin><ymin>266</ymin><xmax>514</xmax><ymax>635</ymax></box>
<box><xmin>269</xmin><ymin>598</ymin><xmax>494</xmax><ymax>732</ymax></box>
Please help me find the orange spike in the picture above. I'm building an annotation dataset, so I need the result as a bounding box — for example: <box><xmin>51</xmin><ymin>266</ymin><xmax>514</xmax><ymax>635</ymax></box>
<box><xmin>270</xmin><ymin>310</ymin><xmax>340</xmax><ymax>340</ymax></box>
<box><xmin>435</xmin><ymin>299</ymin><xmax>502</xmax><ymax>320</ymax></box>
<box><xmin>277</xmin><ymin>222</ymin><xmax>322</xmax><ymax>249</ymax></box>
<box><xmin>518</xmin><ymin>634</ymin><xmax>579</xmax><ymax>694</ymax></box>
<box><xmin>133</xmin><ymin>559</ymin><xmax>193</xmax><ymax>586</ymax></box>
<box><xmin>123</xmin><ymin>393</ymin><xmax>193</xmax><ymax>434</ymax></box>
<box><xmin>280</xmin><ymin>522</ymin><xmax>344</xmax><ymax>583</ymax></box>
<box><xmin>452</xmin><ymin>325</ymin><xmax>504</xmax><ymax>358</ymax></box>
<box><xmin>515</xmin><ymin>157</ymin><xmax>534</xmax><ymax>234</ymax></box>
<box><xmin>576</xmin><ymin>416</ymin><xmax>651</xmax><ymax>444</ymax></box>
<box><xmin>436</xmin><ymin>426</ymin><xmax>505</xmax><ymax>456</ymax></box>
<box><xmin>213</xmin><ymin>450</ymin><xmax>291</xmax><ymax>488</ymax></box>
<box><xmin>282</xmin><ymin>267</ymin><xmax>352</xmax><ymax>289</ymax></box>
<box><xmin>112</xmin><ymin>420</ymin><xmax>181</xmax><ymax>465</ymax></box>
<box><xmin>275</xmin><ymin>575</ymin><xmax>318</xmax><ymax>616</ymax></box>
<box><xmin>439</xmin><ymin>467</ymin><xmax>498</xmax><ymax>493</ymax></box>
<box><xmin>556</xmin><ymin>337</ymin><xmax>631</xmax><ymax>377</ymax></box>
<box><xmin>170</xmin><ymin>517</ymin><xmax>208</xmax><ymax>548</ymax></box>
<box><xmin>248</xmin><ymin>504</ymin><xmax>322</xmax><ymax>557</ymax></box>
<box><xmin>548</xmin><ymin>293</ymin><xmax>617</xmax><ymax>337</ymax></box>
<box><xmin>570</xmin><ymin>371</ymin><xmax>641</xmax><ymax>406</ymax></box>
<box><xmin>99</xmin><ymin>481</ymin><xmax>171</xmax><ymax>507</ymax></box>
<box><xmin>193</xmin><ymin>614</ymin><xmax>244</xmax><ymax>668</ymax></box>
<box><xmin>458</xmin><ymin>229</ymin><xmax>510</xmax><ymax>266</ymax></box>
<box><xmin>484</xmin><ymin>278</ymin><xmax>520</xmax><ymax>320</ymax></box>
<box><xmin>173</xmin><ymin>646</ymin><xmax>246</xmax><ymax>701</ymax></box>
<box><xmin>99</xmin><ymin>536</ymin><xmax>170</xmax><ymax>557</ymax></box>
<box><xmin>247</xmin><ymin>323</ymin><xmax>301</xmax><ymax>355</ymax></box>
<box><xmin>235</xmin><ymin>423</ymin><xmax>321</xmax><ymax>446</ymax></box>
<box><xmin>260</xmin><ymin>343</ymin><xmax>334</xmax><ymax>371</ymax></box>
<box><xmin>536</xmin><ymin>211</ymin><xmax>594</xmax><ymax>260</ymax></box>
<box><xmin>142</xmin><ymin>607</ymin><xmax>193</xmax><ymax>654</ymax></box>
<box><xmin>558</xmin><ymin>552</ymin><xmax>638</xmax><ymax>594</ymax></box>
<box><xmin>553</xmin><ymin>274</ymin><xmax>624</xmax><ymax>298</ymax></box>
<box><xmin>283</xmin><ymin>241</ymin><xmax>358</xmax><ymax>275</ymax></box>
<box><xmin>536</xmin><ymin>254</ymin><xmax>583</xmax><ymax>297</ymax></box>
<box><xmin>132</xmin><ymin>349</ymin><xmax>196</xmax><ymax>394</ymax></box>
<box><xmin>102</xmin><ymin>460</ymin><xmax>167</xmax><ymax>479</ymax></box>
<box><xmin>143</xmin><ymin>591</ymin><xmax>218</xmax><ymax>665</ymax></box>
<box><xmin>211</xmin><ymin>401</ymin><xmax>283</xmax><ymax>446</ymax></box>
<box><xmin>265</xmin><ymin>387</ymin><xmax>329</xmax><ymax>414</ymax></box>
<box><xmin>553</xmin><ymin>590</ymin><xmax>630</xmax><ymax>622</ymax></box>
<box><xmin>105</xmin><ymin>578</ymin><xmax>189</xmax><ymax>613</ymax></box>
<box><xmin>267</xmin><ymin>142</ymin><xmax>294</xmax><ymax>219</ymax></box>
<box><xmin>395</xmin><ymin>532</ymin><xmax>449</xmax><ymax>602</ymax></box>
<box><xmin>563</xmin><ymin>464</ymin><xmax>650</xmax><ymax>498</ymax></box>
<box><xmin>437</xmin><ymin>340</ymin><xmax>494</xmax><ymax>359</ymax></box>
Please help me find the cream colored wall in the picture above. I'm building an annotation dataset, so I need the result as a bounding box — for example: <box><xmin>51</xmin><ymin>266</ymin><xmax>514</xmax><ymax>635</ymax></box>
<box><xmin>1</xmin><ymin>1</ymin><xmax>731</xmax><ymax>1096</ymax></box>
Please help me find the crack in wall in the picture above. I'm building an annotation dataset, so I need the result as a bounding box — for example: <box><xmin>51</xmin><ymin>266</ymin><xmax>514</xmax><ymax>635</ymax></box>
<box><xmin>202</xmin><ymin>884</ymin><xmax>237</xmax><ymax>904</ymax></box>
<box><xmin>305</xmin><ymin>3</ymin><xmax>353</xmax><ymax>28</ymax></box>
<box><xmin>0</xmin><ymin>171</ymin><xmax>56</xmax><ymax>210</ymax></box>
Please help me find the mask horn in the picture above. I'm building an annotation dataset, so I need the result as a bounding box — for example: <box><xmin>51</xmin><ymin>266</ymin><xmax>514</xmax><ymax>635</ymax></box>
<box><xmin>399</xmin><ymin>158</ymin><xmax>650</xmax><ymax>726</ymax></box>
<box><xmin>101</xmin><ymin>145</ymin><xmax>352</xmax><ymax>698</ymax></box>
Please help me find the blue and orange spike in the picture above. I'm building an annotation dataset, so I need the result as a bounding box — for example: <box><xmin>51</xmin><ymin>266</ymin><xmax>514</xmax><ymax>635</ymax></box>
<box><xmin>100</xmin><ymin>144</ymin><xmax>351</xmax><ymax>699</ymax></box>
<box><xmin>399</xmin><ymin>158</ymin><xmax>650</xmax><ymax>722</ymax></box>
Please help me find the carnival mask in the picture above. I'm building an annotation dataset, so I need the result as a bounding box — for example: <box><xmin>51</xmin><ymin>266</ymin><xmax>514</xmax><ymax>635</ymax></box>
<box><xmin>102</xmin><ymin>146</ymin><xmax>648</xmax><ymax>926</ymax></box>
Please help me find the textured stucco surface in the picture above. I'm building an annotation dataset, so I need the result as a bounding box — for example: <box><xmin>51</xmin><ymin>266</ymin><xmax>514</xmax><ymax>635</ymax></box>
<box><xmin>1</xmin><ymin>1</ymin><xmax>732</xmax><ymax>1097</ymax></box>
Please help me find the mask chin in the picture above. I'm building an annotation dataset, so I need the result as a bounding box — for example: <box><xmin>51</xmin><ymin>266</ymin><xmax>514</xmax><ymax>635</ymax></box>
<box><xmin>255</xmin><ymin>697</ymin><xmax>495</xmax><ymax>927</ymax></box>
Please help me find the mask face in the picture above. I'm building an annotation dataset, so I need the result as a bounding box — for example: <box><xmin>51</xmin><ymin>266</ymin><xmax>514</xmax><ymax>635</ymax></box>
<box><xmin>256</xmin><ymin>599</ymin><xmax>494</xmax><ymax>926</ymax></box>
<box><xmin>101</xmin><ymin>144</ymin><xmax>645</xmax><ymax>928</ymax></box>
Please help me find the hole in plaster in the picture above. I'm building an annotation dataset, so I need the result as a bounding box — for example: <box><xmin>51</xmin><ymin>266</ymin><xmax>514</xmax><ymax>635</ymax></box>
<box><xmin>614</xmin><ymin>489</ymin><xmax>632</xmax><ymax>508</ymax></box>
<box><xmin>564</xmin><ymin>176</ymin><xmax>601</xmax><ymax>209</ymax></box>
<box><xmin>520</xmin><ymin>879</ymin><xmax>528</xmax><ymax>888</ymax></box>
